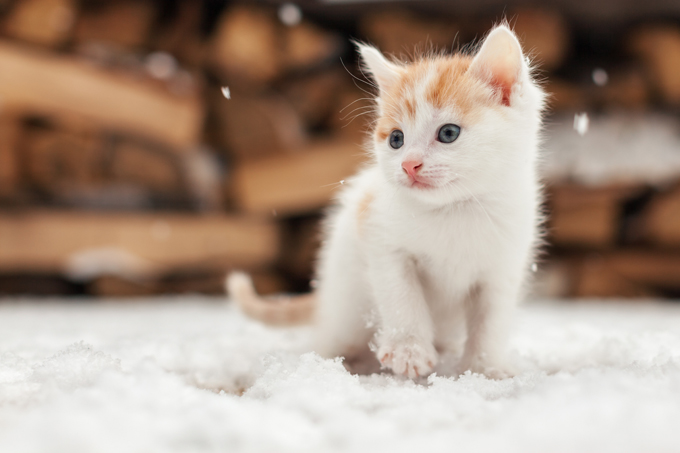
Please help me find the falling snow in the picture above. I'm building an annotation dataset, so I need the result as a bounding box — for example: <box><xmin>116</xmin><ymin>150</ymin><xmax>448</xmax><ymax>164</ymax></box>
<box><xmin>573</xmin><ymin>113</ymin><xmax>589</xmax><ymax>136</ymax></box>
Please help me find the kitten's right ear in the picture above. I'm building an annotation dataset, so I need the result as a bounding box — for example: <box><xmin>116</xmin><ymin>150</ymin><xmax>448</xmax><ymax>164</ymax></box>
<box><xmin>469</xmin><ymin>26</ymin><xmax>524</xmax><ymax>107</ymax></box>
<box><xmin>355</xmin><ymin>42</ymin><xmax>402</xmax><ymax>93</ymax></box>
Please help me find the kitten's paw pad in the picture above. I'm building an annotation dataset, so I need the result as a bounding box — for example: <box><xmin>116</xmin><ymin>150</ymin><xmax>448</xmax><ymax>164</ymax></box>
<box><xmin>377</xmin><ymin>341</ymin><xmax>438</xmax><ymax>379</ymax></box>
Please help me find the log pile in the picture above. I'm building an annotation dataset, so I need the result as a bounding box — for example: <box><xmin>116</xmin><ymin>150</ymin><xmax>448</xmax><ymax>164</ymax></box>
<box><xmin>0</xmin><ymin>1</ymin><xmax>358</xmax><ymax>296</ymax></box>
<box><xmin>0</xmin><ymin>0</ymin><xmax>678</xmax><ymax>299</ymax></box>
<box><xmin>545</xmin><ymin>181</ymin><xmax>680</xmax><ymax>298</ymax></box>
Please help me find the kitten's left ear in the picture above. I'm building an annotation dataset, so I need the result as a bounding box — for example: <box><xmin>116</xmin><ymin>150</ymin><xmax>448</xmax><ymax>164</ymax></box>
<box><xmin>469</xmin><ymin>26</ymin><xmax>525</xmax><ymax>106</ymax></box>
<box><xmin>355</xmin><ymin>42</ymin><xmax>402</xmax><ymax>94</ymax></box>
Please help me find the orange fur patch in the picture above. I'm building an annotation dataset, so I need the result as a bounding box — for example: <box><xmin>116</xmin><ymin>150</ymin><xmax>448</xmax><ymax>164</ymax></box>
<box><xmin>404</xmin><ymin>98</ymin><xmax>416</xmax><ymax>120</ymax></box>
<box><xmin>376</xmin><ymin>128</ymin><xmax>390</xmax><ymax>142</ymax></box>
<box><xmin>374</xmin><ymin>54</ymin><xmax>498</xmax><ymax>143</ymax></box>
<box><xmin>356</xmin><ymin>190</ymin><xmax>375</xmax><ymax>233</ymax></box>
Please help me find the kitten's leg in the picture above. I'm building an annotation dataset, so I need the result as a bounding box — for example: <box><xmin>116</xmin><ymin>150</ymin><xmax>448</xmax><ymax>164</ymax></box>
<box><xmin>313</xmin><ymin>228</ymin><xmax>373</xmax><ymax>363</ymax></box>
<box><xmin>313</xmin><ymin>276</ymin><xmax>373</xmax><ymax>362</ymax></box>
<box><xmin>459</xmin><ymin>279</ymin><xmax>519</xmax><ymax>379</ymax></box>
<box><xmin>431</xmin><ymin>300</ymin><xmax>466</xmax><ymax>356</ymax></box>
<box><xmin>369</xmin><ymin>253</ymin><xmax>438</xmax><ymax>379</ymax></box>
<box><xmin>426</xmin><ymin>299</ymin><xmax>466</xmax><ymax>376</ymax></box>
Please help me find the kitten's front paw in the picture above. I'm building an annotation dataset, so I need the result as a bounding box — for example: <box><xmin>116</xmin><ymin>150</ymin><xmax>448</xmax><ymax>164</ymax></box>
<box><xmin>377</xmin><ymin>339</ymin><xmax>438</xmax><ymax>379</ymax></box>
<box><xmin>458</xmin><ymin>355</ymin><xmax>515</xmax><ymax>380</ymax></box>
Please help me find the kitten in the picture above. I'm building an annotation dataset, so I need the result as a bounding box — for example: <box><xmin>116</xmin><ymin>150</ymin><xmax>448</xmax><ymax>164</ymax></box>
<box><xmin>228</xmin><ymin>25</ymin><xmax>546</xmax><ymax>379</ymax></box>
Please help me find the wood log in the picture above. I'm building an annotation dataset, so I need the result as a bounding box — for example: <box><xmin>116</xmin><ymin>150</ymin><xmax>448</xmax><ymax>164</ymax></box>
<box><xmin>0</xmin><ymin>273</ymin><xmax>81</xmax><ymax>296</ymax></box>
<box><xmin>248</xmin><ymin>271</ymin><xmax>290</xmax><ymax>296</ymax></box>
<box><xmin>90</xmin><ymin>268</ymin><xmax>287</xmax><ymax>297</ymax></box>
<box><xmin>179</xmin><ymin>150</ymin><xmax>224</xmax><ymax>212</ymax></box>
<box><xmin>279</xmin><ymin>216</ymin><xmax>322</xmax><ymax>281</ymax></box>
<box><xmin>22</xmin><ymin>121</ymin><xmax>102</xmax><ymax>193</ymax></box>
<box><xmin>600</xmin><ymin>69</ymin><xmax>650</xmax><ymax>109</ymax></box>
<box><xmin>629</xmin><ymin>25</ymin><xmax>680</xmax><ymax>105</ymax></box>
<box><xmin>0</xmin><ymin>211</ymin><xmax>279</xmax><ymax>274</ymax></box>
<box><xmin>73</xmin><ymin>0</ymin><xmax>157</xmax><ymax>49</ymax></box>
<box><xmin>210</xmin><ymin>5</ymin><xmax>341</xmax><ymax>89</ymax></box>
<box><xmin>0</xmin><ymin>116</ymin><xmax>22</xmax><ymax>198</ymax></box>
<box><xmin>210</xmin><ymin>6</ymin><xmax>283</xmax><ymax>89</ymax></box>
<box><xmin>283</xmin><ymin>21</ymin><xmax>342</xmax><ymax>72</ymax></box>
<box><xmin>282</xmin><ymin>69</ymin><xmax>348</xmax><ymax>129</ymax></box>
<box><xmin>570</xmin><ymin>250</ymin><xmax>680</xmax><ymax>298</ymax></box>
<box><xmin>2</xmin><ymin>0</ymin><xmax>76</xmax><ymax>47</ymax></box>
<box><xmin>151</xmin><ymin>0</ymin><xmax>206</xmax><ymax>68</ymax></box>
<box><xmin>607</xmin><ymin>251</ymin><xmax>680</xmax><ymax>288</ymax></box>
<box><xmin>209</xmin><ymin>91</ymin><xmax>306</xmax><ymax>160</ymax></box>
<box><xmin>359</xmin><ymin>9</ymin><xmax>460</xmax><ymax>57</ymax></box>
<box><xmin>572</xmin><ymin>254</ymin><xmax>656</xmax><ymax>298</ymax></box>
<box><xmin>231</xmin><ymin>139</ymin><xmax>368</xmax><ymax>216</ymax></box>
<box><xmin>90</xmin><ymin>275</ymin><xmax>157</xmax><ymax>297</ymax></box>
<box><xmin>544</xmin><ymin>79</ymin><xmax>589</xmax><ymax>112</ymax></box>
<box><xmin>640</xmin><ymin>183</ymin><xmax>680</xmax><ymax>247</ymax></box>
<box><xmin>545</xmin><ymin>70</ymin><xmax>650</xmax><ymax>112</ymax></box>
<box><xmin>110</xmin><ymin>140</ymin><xmax>181</xmax><ymax>194</ymax></box>
<box><xmin>512</xmin><ymin>9</ymin><xmax>569</xmax><ymax>71</ymax></box>
<box><xmin>0</xmin><ymin>40</ymin><xmax>203</xmax><ymax>149</ymax></box>
<box><xmin>548</xmin><ymin>184</ymin><xmax>646</xmax><ymax>248</ymax></box>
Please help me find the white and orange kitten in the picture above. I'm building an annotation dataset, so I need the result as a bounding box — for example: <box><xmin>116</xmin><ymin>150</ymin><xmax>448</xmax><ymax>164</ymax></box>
<box><xmin>229</xmin><ymin>25</ymin><xmax>546</xmax><ymax>379</ymax></box>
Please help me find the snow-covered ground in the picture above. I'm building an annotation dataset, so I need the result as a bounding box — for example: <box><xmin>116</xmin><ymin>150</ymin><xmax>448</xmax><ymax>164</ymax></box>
<box><xmin>1</xmin><ymin>298</ymin><xmax>680</xmax><ymax>452</ymax></box>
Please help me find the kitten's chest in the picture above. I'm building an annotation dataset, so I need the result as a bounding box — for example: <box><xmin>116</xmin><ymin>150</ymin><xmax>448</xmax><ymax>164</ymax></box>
<box><xmin>392</xmin><ymin>208</ymin><xmax>492</xmax><ymax>296</ymax></box>
<box><xmin>389</xmin><ymin>204</ymin><xmax>496</xmax><ymax>266</ymax></box>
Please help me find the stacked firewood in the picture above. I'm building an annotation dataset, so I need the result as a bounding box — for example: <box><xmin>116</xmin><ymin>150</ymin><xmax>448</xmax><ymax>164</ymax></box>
<box><xmin>540</xmin><ymin>22</ymin><xmax>680</xmax><ymax>298</ymax></box>
<box><xmin>0</xmin><ymin>0</ymin><xmax>679</xmax><ymax>298</ymax></box>
<box><xmin>0</xmin><ymin>0</ymin><xmax>364</xmax><ymax>296</ymax></box>
<box><xmin>545</xmin><ymin>170</ymin><xmax>680</xmax><ymax>298</ymax></box>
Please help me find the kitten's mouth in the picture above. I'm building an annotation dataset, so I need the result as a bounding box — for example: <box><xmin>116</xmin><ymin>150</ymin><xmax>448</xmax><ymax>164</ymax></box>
<box><xmin>405</xmin><ymin>177</ymin><xmax>435</xmax><ymax>190</ymax></box>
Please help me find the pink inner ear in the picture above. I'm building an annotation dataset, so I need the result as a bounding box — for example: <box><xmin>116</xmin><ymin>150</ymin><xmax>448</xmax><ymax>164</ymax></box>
<box><xmin>488</xmin><ymin>71</ymin><xmax>514</xmax><ymax>107</ymax></box>
<box><xmin>471</xmin><ymin>62</ymin><xmax>519</xmax><ymax>107</ymax></box>
<box><xmin>483</xmin><ymin>55</ymin><xmax>520</xmax><ymax>106</ymax></box>
<box><xmin>470</xmin><ymin>28</ymin><xmax>523</xmax><ymax>107</ymax></box>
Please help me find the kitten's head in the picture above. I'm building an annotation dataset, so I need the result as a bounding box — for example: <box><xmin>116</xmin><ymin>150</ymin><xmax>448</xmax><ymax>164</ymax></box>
<box><xmin>357</xmin><ymin>26</ymin><xmax>546</xmax><ymax>206</ymax></box>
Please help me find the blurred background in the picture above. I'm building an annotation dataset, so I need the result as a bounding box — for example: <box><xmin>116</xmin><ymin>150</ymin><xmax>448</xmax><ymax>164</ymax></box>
<box><xmin>0</xmin><ymin>0</ymin><xmax>680</xmax><ymax>300</ymax></box>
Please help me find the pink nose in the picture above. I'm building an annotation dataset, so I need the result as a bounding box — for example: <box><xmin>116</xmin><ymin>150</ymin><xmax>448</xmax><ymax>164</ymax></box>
<box><xmin>402</xmin><ymin>160</ymin><xmax>423</xmax><ymax>179</ymax></box>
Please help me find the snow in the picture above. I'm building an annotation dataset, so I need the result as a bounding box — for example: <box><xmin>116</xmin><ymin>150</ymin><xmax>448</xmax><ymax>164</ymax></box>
<box><xmin>543</xmin><ymin>113</ymin><xmax>680</xmax><ymax>186</ymax></box>
<box><xmin>1</xmin><ymin>298</ymin><xmax>680</xmax><ymax>452</ymax></box>
<box><xmin>278</xmin><ymin>3</ymin><xmax>302</xmax><ymax>27</ymax></box>
<box><xmin>591</xmin><ymin>68</ymin><xmax>608</xmax><ymax>86</ymax></box>
<box><xmin>573</xmin><ymin>112</ymin><xmax>589</xmax><ymax>136</ymax></box>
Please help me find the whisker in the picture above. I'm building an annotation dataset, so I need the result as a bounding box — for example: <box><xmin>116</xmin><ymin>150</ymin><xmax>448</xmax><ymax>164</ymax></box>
<box><xmin>339</xmin><ymin>97</ymin><xmax>375</xmax><ymax>113</ymax></box>
<box><xmin>341</xmin><ymin>58</ymin><xmax>378</xmax><ymax>91</ymax></box>
<box><xmin>343</xmin><ymin>111</ymin><xmax>375</xmax><ymax>126</ymax></box>
<box><xmin>340</xmin><ymin>105</ymin><xmax>375</xmax><ymax>120</ymax></box>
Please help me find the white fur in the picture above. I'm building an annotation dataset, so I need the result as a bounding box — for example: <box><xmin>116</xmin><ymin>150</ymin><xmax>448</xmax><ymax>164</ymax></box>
<box><xmin>314</xmin><ymin>26</ymin><xmax>546</xmax><ymax>379</ymax></box>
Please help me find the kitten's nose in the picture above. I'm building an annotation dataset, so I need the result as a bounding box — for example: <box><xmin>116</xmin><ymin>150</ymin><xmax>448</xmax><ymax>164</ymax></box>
<box><xmin>402</xmin><ymin>160</ymin><xmax>423</xmax><ymax>179</ymax></box>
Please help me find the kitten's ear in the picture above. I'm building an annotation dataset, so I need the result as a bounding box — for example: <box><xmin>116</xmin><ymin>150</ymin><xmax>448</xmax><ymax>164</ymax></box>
<box><xmin>469</xmin><ymin>26</ymin><xmax>525</xmax><ymax>106</ymax></box>
<box><xmin>355</xmin><ymin>42</ymin><xmax>402</xmax><ymax>93</ymax></box>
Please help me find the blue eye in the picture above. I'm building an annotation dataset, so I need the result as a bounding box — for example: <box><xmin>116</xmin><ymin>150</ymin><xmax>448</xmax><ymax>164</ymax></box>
<box><xmin>437</xmin><ymin>124</ymin><xmax>461</xmax><ymax>143</ymax></box>
<box><xmin>389</xmin><ymin>130</ymin><xmax>404</xmax><ymax>149</ymax></box>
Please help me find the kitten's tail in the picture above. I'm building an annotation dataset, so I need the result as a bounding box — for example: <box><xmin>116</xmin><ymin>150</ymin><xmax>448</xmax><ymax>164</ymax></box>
<box><xmin>225</xmin><ymin>271</ymin><xmax>315</xmax><ymax>326</ymax></box>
